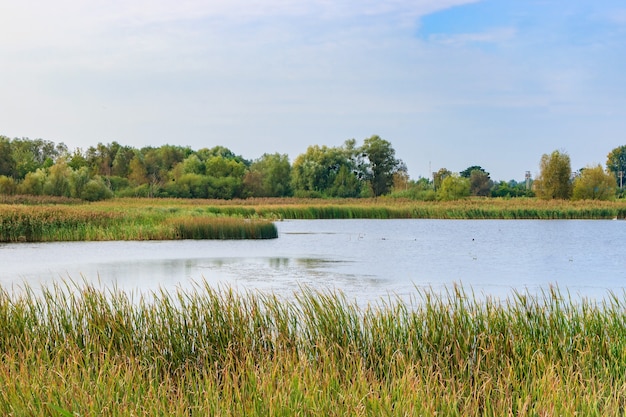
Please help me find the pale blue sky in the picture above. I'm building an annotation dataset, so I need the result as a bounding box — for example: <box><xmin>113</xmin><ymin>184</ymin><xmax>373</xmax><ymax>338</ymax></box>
<box><xmin>1</xmin><ymin>0</ymin><xmax>625</xmax><ymax>181</ymax></box>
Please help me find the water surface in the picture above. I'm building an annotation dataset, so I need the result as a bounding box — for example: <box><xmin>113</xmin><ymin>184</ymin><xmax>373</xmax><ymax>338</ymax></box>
<box><xmin>1</xmin><ymin>219</ymin><xmax>624</xmax><ymax>303</ymax></box>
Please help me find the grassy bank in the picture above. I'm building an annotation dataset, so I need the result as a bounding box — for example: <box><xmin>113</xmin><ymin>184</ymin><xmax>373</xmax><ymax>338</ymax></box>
<box><xmin>2</xmin><ymin>196</ymin><xmax>626</xmax><ymax>242</ymax></box>
<box><xmin>93</xmin><ymin>196</ymin><xmax>626</xmax><ymax>220</ymax></box>
<box><xmin>1</xmin><ymin>282</ymin><xmax>625</xmax><ymax>415</ymax></box>
<box><xmin>0</xmin><ymin>203</ymin><xmax>277</xmax><ymax>242</ymax></box>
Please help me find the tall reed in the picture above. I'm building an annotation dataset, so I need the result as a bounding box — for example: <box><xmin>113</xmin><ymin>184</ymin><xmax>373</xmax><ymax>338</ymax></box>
<box><xmin>0</xmin><ymin>204</ymin><xmax>277</xmax><ymax>241</ymax></box>
<box><xmin>1</xmin><ymin>281</ymin><xmax>626</xmax><ymax>415</ymax></box>
<box><xmin>113</xmin><ymin>197</ymin><xmax>626</xmax><ymax>220</ymax></box>
<box><xmin>3</xmin><ymin>197</ymin><xmax>626</xmax><ymax>242</ymax></box>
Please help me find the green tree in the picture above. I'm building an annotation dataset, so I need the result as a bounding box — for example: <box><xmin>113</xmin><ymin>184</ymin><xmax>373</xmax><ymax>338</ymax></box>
<box><xmin>572</xmin><ymin>165</ymin><xmax>616</xmax><ymax>200</ymax></box>
<box><xmin>67</xmin><ymin>148</ymin><xmax>89</xmax><ymax>171</ymax></box>
<box><xmin>86</xmin><ymin>142</ymin><xmax>120</xmax><ymax>176</ymax></box>
<box><xmin>0</xmin><ymin>175</ymin><xmax>17</xmax><ymax>195</ymax></box>
<box><xmin>111</xmin><ymin>145</ymin><xmax>136</xmax><ymax>178</ymax></box>
<box><xmin>80</xmin><ymin>178</ymin><xmax>114</xmax><ymax>201</ymax></box>
<box><xmin>491</xmin><ymin>180</ymin><xmax>534</xmax><ymax>198</ymax></box>
<box><xmin>433</xmin><ymin>168</ymin><xmax>452</xmax><ymax>191</ymax></box>
<box><xmin>203</xmin><ymin>149</ymin><xmax>248</xmax><ymax>199</ymax></box>
<box><xmin>437</xmin><ymin>175</ymin><xmax>470</xmax><ymax>201</ymax></box>
<box><xmin>244</xmin><ymin>153</ymin><xmax>292</xmax><ymax>197</ymax></box>
<box><xmin>291</xmin><ymin>145</ymin><xmax>351</xmax><ymax>196</ymax></box>
<box><xmin>390</xmin><ymin>177</ymin><xmax>436</xmax><ymax>201</ymax></box>
<box><xmin>11</xmin><ymin>138</ymin><xmax>60</xmax><ymax>179</ymax></box>
<box><xmin>329</xmin><ymin>164</ymin><xmax>361</xmax><ymax>198</ymax></box>
<box><xmin>459</xmin><ymin>166</ymin><xmax>492</xmax><ymax>196</ymax></box>
<box><xmin>43</xmin><ymin>161</ymin><xmax>72</xmax><ymax>197</ymax></box>
<box><xmin>137</xmin><ymin>145</ymin><xmax>189</xmax><ymax>193</ymax></box>
<box><xmin>209</xmin><ymin>176</ymin><xmax>244</xmax><ymax>199</ymax></box>
<box><xmin>534</xmin><ymin>150</ymin><xmax>573</xmax><ymax>199</ymax></box>
<box><xmin>18</xmin><ymin>169</ymin><xmax>47</xmax><ymax>195</ymax></box>
<box><xmin>205</xmin><ymin>156</ymin><xmax>246</xmax><ymax>179</ymax></box>
<box><xmin>459</xmin><ymin>165</ymin><xmax>486</xmax><ymax>178</ymax></box>
<box><xmin>606</xmin><ymin>145</ymin><xmax>626</xmax><ymax>189</ymax></box>
<box><xmin>0</xmin><ymin>137</ymin><xmax>16</xmax><ymax>177</ymax></box>
<box><xmin>357</xmin><ymin>135</ymin><xmax>404</xmax><ymax>197</ymax></box>
<box><xmin>128</xmin><ymin>153</ymin><xmax>149</xmax><ymax>186</ymax></box>
<box><xmin>69</xmin><ymin>166</ymin><xmax>92</xmax><ymax>198</ymax></box>
<box><xmin>181</xmin><ymin>154</ymin><xmax>206</xmax><ymax>175</ymax></box>
<box><xmin>197</xmin><ymin>146</ymin><xmax>241</xmax><ymax>162</ymax></box>
<box><xmin>469</xmin><ymin>170</ymin><xmax>492</xmax><ymax>196</ymax></box>
<box><xmin>167</xmin><ymin>173</ymin><xmax>210</xmax><ymax>198</ymax></box>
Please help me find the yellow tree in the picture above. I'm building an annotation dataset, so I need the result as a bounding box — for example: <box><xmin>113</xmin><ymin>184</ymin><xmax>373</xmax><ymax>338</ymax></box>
<box><xmin>572</xmin><ymin>165</ymin><xmax>616</xmax><ymax>200</ymax></box>
<box><xmin>437</xmin><ymin>174</ymin><xmax>470</xmax><ymax>201</ymax></box>
<box><xmin>534</xmin><ymin>150</ymin><xmax>572</xmax><ymax>199</ymax></box>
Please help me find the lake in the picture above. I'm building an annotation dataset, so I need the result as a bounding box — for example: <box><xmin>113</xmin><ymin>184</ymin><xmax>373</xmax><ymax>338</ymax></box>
<box><xmin>1</xmin><ymin>219</ymin><xmax>625</xmax><ymax>303</ymax></box>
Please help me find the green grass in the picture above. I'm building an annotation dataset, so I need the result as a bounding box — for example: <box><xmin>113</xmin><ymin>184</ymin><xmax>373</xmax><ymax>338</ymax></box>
<box><xmin>0</xmin><ymin>203</ymin><xmax>277</xmax><ymax>242</ymax></box>
<box><xmin>104</xmin><ymin>196</ymin><xmax>626</xmax><ymax>220</ymax></box>
<box><xmin>3</xmin><ymin>195</ymin><xmax>626</xmax><ymax>242</ymax></box>
<box><xmin>1</xmin><ymin>281</ymin><xmax>626</xmax><ymax>415</ymax></box>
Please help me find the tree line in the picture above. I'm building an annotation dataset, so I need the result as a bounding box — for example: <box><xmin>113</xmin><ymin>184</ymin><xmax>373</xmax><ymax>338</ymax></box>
<box><xmin>0</xmin><ymin>134</ymin><xmax>624</xmax><ymax>201</ymax></box>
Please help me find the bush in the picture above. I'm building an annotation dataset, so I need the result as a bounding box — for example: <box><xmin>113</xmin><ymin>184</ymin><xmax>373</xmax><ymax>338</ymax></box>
<box><xmin>17</xmin><ymin>169</ymin><xmax>46</xmax><ymax>195</ymax></box>
<box><xmin>437</xmin><ymin>175</ymin><xmax>470</xmax><ymax>201</ymax></box>
<box><xmin>80</xmin><ymin>179</ymin><xmax>114</xmax><ymax>201</ymax></box>
<box><xmin>293</xmin><ymin>190</ymin><xmax>323</xmax><ymax>199</ymax></box>
<box><xmin>0</xmin><ymin>175</ymin><xmax>17</xmax><ymax>195</ymax></box>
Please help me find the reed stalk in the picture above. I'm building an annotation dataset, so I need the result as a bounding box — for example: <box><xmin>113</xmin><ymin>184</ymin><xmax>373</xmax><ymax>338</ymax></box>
<box><xmin>1</xmin><ymin>281</ymin><xmax>625</xmax><ymax>415</ymax></box>
<box><xmin>3</xmin><ymin>196</ymin><xmax>626</xmax><ymax>241</ymax></box>
<box><xmin>0</xmin><ymin>204</ymin><xmax>277</xmax><ymax>242</ymax></box>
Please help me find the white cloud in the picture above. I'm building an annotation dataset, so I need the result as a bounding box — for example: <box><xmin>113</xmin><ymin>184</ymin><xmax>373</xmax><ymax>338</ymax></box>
<box><xmin>0</xmin><ymin>0</ymin><xmax>480</xmax><ymax>74</ymax></box>
<box><xmin>0</xmin><ymin>0</ymin><xmax>478</xmax><ymax>44</ymax></box>
<box><xmin>1</xmin><ymin>0</ymin><xmax>625</xmax><ymax>180</ymax></box>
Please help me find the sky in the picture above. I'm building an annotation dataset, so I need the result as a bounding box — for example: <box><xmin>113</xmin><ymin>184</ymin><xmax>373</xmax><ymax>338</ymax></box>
<box><xmin>1</xmin><ymin>0</ymin><xmax>626</xmax><ymax>182</ymax></box>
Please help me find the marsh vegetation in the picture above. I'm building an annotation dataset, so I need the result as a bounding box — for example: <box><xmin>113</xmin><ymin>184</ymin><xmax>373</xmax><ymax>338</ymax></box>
<box><xmin>1</xmin><ymin>282</ymin><xmax>625</xmax><ymax>415</ymax></box>
<box><xmin>3</xmin><ymin>196</ymin><xmax>626</xmax><ymax>242</ymax></box>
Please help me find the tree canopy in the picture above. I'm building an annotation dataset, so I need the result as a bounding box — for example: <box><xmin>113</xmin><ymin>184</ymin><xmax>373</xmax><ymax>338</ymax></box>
<box><xmin>572</xmin><ymin>165</ymin><xmax>616</xmax><ymax>201</ymax></box>
<box><xmin>2</xmin><ymin>134</ymin><xmax>626</xmax><ymax>201</ymax></box>
<box><xmin>534</xmin><ymin>150</ymin><xmax>573</xmax><ymax>199</ymax></box>
<box><xmin>358</xmin><ymin>135</ymin><xmax>405</xmax><ymax>197</ymax></box>
<box><xmin>607</xmin><ymin>145</ymin><xmax>626</xmax><ymax>189</ymax></box>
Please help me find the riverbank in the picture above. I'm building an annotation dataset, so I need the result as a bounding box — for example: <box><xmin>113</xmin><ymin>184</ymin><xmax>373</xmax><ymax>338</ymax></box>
<box><xmin>1</xmin><ymin>282</ymin><xmax>624</xmax><ymax>415</ymax></box>
<box><xmin>0</xmin><ymin>198</ymin><xmax>277</xmax><ymax>242</ymax></box>
<box><xmin>86</xmin><ymin>196</ymin><xmax>626</xmax><ymax>219</ymax></box>
<box><xmin>2</xmin><ymin>196</ymin><xmax>626</xmax><ymax>242</ymax></box>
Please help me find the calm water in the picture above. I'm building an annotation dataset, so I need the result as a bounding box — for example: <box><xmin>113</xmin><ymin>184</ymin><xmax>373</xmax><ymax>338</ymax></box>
<box><xmin>1</xmin><ymin>219</ymin><xmax>625</xmax><ymax>303</ymax></box>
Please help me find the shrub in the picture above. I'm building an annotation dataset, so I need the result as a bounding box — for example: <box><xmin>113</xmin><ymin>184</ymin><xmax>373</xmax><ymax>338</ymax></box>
<box><xmin>0</xmin><ymin>175</ymin><xmax>17</xmax><ymax>195</ymax></box>
<box><xmin>80</xmin><ymin>179</ymin><xmax>114</xmax><ymax>201</ymax></box>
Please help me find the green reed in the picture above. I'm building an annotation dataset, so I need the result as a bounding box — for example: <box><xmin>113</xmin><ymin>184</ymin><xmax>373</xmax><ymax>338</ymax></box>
<box><xmin>1</xmin><ymin>281</ymin><xmax>626</xmax><ymax>415</ymax></box>
<box><xmin>0</xmin><ymin>204</ymin><xmax>277</xmax><ymax>241</ymax></box>
<box><xmin>187</xmin><ymin>197</ymin><xmax>626</xmax><ymax>220</ymax></box>
<box><xmin>170</xmin><ymin>216</ymin><xmax>277</xmax><ymax>239</ymax></box>
<box><xmin>3</xmin><ymin>197</ymin><xmax>626</xmax><ymax>242</ymax></box>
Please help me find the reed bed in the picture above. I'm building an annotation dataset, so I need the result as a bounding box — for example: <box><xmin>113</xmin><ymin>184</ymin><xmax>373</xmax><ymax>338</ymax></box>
<box><xmin>91</xmin><ymin>197</ymin><xmax>626</xmax><ymax>220</ymax></box>
<box><xmin>0</xmin><ymin>194</ymin><xmax>82</xmax><ymax>205</ymax></box>
<box><xmin>3</xmin><ymin>196</ymin><xmax>626</xmax><ymax>242</ymax></box>
<box><xmin>169</xmin><ymin>216</ymin><xmax>278</xmax><ymax>239</ymax></box>
<box><xmin>246</xmin><ymin>198</ymin><xmax>626</xmax><ymax>220</ymax></box>
<box><xmin>0</xmin><ymin>204</ymin><xmax>277</xmax><ymax>242</ymax></box>
<box><xmin>1</xmin><ymin>281</ymin><xmax>626</xmax><ymax>415</ymax></box>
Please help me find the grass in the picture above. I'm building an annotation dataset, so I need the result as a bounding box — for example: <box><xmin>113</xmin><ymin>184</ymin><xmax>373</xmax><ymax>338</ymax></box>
<box><xmin>3</xmin><ymin>195</ymin><xmax>626</xmax><ymax>242</ymax></box>
<box><xmin>1</xmin><ymin>281</ymin><xmax>626</xmax><ymax>415</ymax></box>
<box><xmin>0</xmin><ymin>203</ymin><xmax>277</xmax><ymax>242</ymax></box>
<box><xmin>92</xmin><ymin>196</ymin><xmax>626</xmax><ymax>220</ymax></box>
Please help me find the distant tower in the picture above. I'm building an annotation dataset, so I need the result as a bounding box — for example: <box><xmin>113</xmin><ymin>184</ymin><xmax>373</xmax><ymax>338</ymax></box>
<box><xmin>525</xmin><ymin>171</ymin><xmax>531</xmax><ymax>190</ymax></box>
